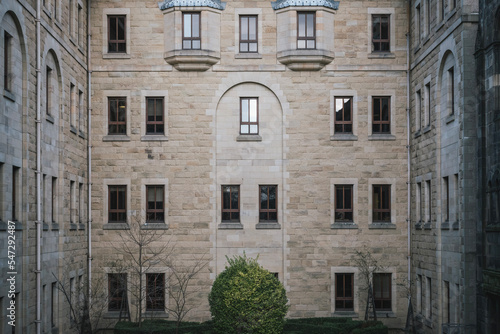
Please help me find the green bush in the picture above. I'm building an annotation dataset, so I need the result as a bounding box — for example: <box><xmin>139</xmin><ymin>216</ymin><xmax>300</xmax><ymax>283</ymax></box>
<box><xmin>208</xmin><ymin>254</ymin><xmax>289</xmax><ymax>334</ymax></box>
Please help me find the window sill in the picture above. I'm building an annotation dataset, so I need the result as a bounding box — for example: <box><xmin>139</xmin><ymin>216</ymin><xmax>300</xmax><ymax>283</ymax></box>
<box><xmin>413</xmin><ymin>45</ymin><xmax>421</xmax><ymax>54</ymax></box>
<box><xmin>70</xmin><ymin>126</ymin><xmax>78</xmax><ymax>135</ymax></box>
<box><xmin>441</xmin><ymin>221</ymin><xmax>450</xmax><ymax>230</ymax></box>
<box><xmin>331</xmin><ymin>222</ymin><xmax>358</xmax><ymax>229</ymax></box>
<box><xmin>445</xmin><ymin>114</ymin><xmax>455</xmax><ymax>124</ymax></box>
<box><xmin>376</xmin><ymin>311</ymin><xmax>396</xmax><ymax>318</ymax></box>
<box><xmin>218</xmin><ymin>222</ymin><xmax>243</xmax><ymax>230</ymax></box>
<box><xmin>54</xmin><ymin>20</ymin><xmax>63</xmax><ymax>31</ymax></box>
<box><xmin>368</xmin><ymin>134</ymin><xmax>395</xmax><ymax>141</ymax></box>
<box><xmin>142</xmin><ymin>311</ymin><xmax>169</xmax><ymax>318</ymax></box>
<box><xmin>141</xmin><ymin>223</ymin><xmax>169</xmax><ymax>230</ymax></box>
<box><xmin>3</xmin><ymin>90</ymin><xmax>15</xmax><ymax>102</ymax></box>
<box><xmin>164</xmin><ymin>49</ymin><xmax>220</xmax><ymax>71</ymax></box>
<box><xmin>368</xmin><ymin>52</ymin><xmax>395</xmax><ymax>59</ymax></box>
<box><xmin>415</xmin><ymin>221</ymin><xmax>422</xmax><ymax>230</ymax></box>
<box><xmin>104</xmin><ymin>312</ymin><xmax>130</xmax><ymax>319</ymax></box>
<box><xmin>332</xmin><ymin>311</ymin><xmax>358</xmax><ymax>318</ymax></box>
<box><xmin>330</xmin><ymin>134</ymin><xmax>357</xmax><ymax>141</ymax></box>
<box><xmin>79</xmin><ymin>223</ymin><xmax>86</xmax><ymax>230</ymax></box>
<box><xmin>4</xmin><ymin>221</ymin><xmax>23</xmax><ymax>231</ymax></box>
<box><xmin>256</xmin><ymin>222</ymin><xmax>281</xmax><ymax>229</ymax></box>
<box><xmin>369</xmin><ymin>222</ymin><xmax>396</xmax><ymax>229</ymax></box>
<box><xmin>70</xmin><ymin>223</ymin><xmax>78</xmax><ymax>231</ymax></box>
<box><xmin>103</xmin><ymin>53</ymin><xmax>131</xmax><ymax>59</ymax></box>
<box><xmin>276</xmin><ymin>49</ymin><xmax>334</xmax><ymax>71</ymax></box>
<box><xmin>421</xmin><ymin>125</ymin><xmax>432</xmax><ymax>134</ymax></box>
<box><xmin>423</xmin><ymin>221</ymin><xmax>432</xmax><ymax>230</ymax></box>
<box><xmin>237</xmin><ymin>134</ymin><xmax>262</xmax><ymax>142</ymax></box>
<box><xmin>414</xmin><ymin>130</ymin><xmax>421</xmax><ymax>138</ymax></box>
<box><xmin>46</xmin><ymin>114</ymin><xmax>55</xmax><ymax>124</ymax></box>
<box><xmin>43</xmin><ymin>222</ymin><xmax>49</xmax><ymax>231</ymax></box>
<box><xmin>43</xmin><ymin>7</ymin><xmax>52</xmax><ymax>18</ymax></box>
<box><xmin>485</xmin><ymin>224</ymin><xmax>500</xmax><ymax>232</ymax></box>
<box><xmin>51</xmin><ymin>223</ymin><xmax>59</xmax><ymax>230</ymax></box>
<box><xmin>79</xmin><ymin>130</ymin><xmax>86</xmax><ymax>139</ymax></box>
<box><xmin>103</xmin><ymin>135</ymin><xmax>130</xmax><ymax>142</ymax></box>
<box><xmin>422</xmin><ymin>35</ymin><xmax>431</xmax><ymax>46</ymax></box>
<box><xmin>235</xmin><ymin>53</ymin><xmax>262</xmax><ymax>59</ymax></box>
<box><xmin>103</xmin><ymin>223</ymin><xmax>129</xmax><ymax>230</ymax></box>
<box><xmin>141</xmin><ymin>135</ymin><xmax>169</xmax><ymax>142</ymax></box>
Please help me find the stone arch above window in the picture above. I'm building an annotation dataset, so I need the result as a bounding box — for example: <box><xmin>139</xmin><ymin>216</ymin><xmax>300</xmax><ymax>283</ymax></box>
<box><xmin>438</xmin><ymin>51</ymin><xmax>457</xmax><ymax>120</ymax></box>
<box><xmin>44</xmin><ymin>50</ymin><xmax>62</xmax><ymax>123</ymax></box>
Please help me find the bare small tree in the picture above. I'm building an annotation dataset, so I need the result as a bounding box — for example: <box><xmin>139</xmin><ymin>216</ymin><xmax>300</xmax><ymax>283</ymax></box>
<box><xmin>110</xmin><ymin>216</ymin><xmax>173</xmax><ymax>327</ymax></box>
<box><xmin>353</xmin><ymin>247</ymin><xmax>383</xmax><ymax>321</ymax></box>
<box><xmin>166</xmin><ymin>253</ymin><xmax>210</xmax><ymax>334</ymax></box>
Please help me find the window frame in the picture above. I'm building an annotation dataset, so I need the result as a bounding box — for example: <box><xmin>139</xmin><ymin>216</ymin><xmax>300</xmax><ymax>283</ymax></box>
<box><xmin>108</xmin><ymin>185</ymin><xmax>127</xmax><ymax>223</ymax></box>
<box><xmin>107</xmin><ymin>15</ymin><xmax>127</xmax><ymax>53</ymax></box>
<box><xmin>297</xmin><ymin>12</ymin><xmax>316</xmax><ymax>50</ymax></box>
<box><xmin>146</xmin><ymin>185</ymin><xmax>165</xmax><ymax>224</ymax></box>
<box><xmin>146</xmin><ymin>97</ymin><xmax>165</xmax><ymax>135</ymax></box>
<box><xmin>334</xmin><ymin>97</ymin><xmax>353</xmax><ymax>134</ymax></box>
<box><xmin>146</xmin><ymin>273</ymin><xmax>165</xmax><ymax>311</ymax></box>
<box><xmin>371</xmin><ymin>14</ymin><xmax>390</xmax><ymax>52</ymax></box>
<box><xmin>239</xmin><ymin>15</ymin><xmax>258</xmax><ymax>53</ymax></box>
<box><xmin>259</xmin><ymin>185</ymin><xmax>278</xmax><ymax>222</ymax></box>
<box><xmin>108</xmin><ymin>273</ymin><xmax>127</xmax><ymax>312</ymax></box>
<box><xmin>108</xmin><ymin>97</ymin><xmax>127</xmax><ymax>135</ymax></box>
<box><xmin>373</xmin><ymin>273</ymin><xmax>392</xmax><ymax>311</ymax></box>
<box><xmin>182</xmin><ymin>12</ymin><xmax>201</xmax><ymax>50</ymax></box>
<box><xmin>335</xmin><ymin>273</ymin><xmax>354</xmax><ymax>311</ymax></box>
<box><xmin>240</xmin><ymin>97</ymin><xmax>259</xmax><ymax>135</ymax></box>
<box><xmin>4</xmin><ymin>31</ymin><xmax>12</xmax><ymax>92</ymax></box>
<box><xmin>372</xmin><ymin>184</ymin><xmax>391</xmax><ymax>223</ymax></box>
<box><xmin>46</xmin><ymin>66</ymin><xmax>53</xmax><ymax>116</ymax></box>
<box><xmin>335</xmin><ymin>185</ymin><xmax>353</xmax><ymax>222</ymax></box>
<box><xmin>372</xmin><ymin>96</ymin><xmax>391</xmax><ymax>134</ymax></box>
<box><xmin>221</xmin><ymin>185</ymin><xmax>240</xmax><ymax>222</ymax></box>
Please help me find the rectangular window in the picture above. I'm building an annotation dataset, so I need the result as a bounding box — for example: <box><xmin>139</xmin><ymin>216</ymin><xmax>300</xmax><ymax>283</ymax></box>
<box><xmin>424</xmin><ymin>83</ymin><xmax>431</xmax><ymax>126</ymax></box>
<box><xmin>373</xmin><ymin>185</ymin><xmax>391</xmax><ymax>222</ymax></box>
<box><xmin>79</xmin><ymin>182</ymin><xmax>83</xmax><ymax>223</ymax></box>
<box><xmin>416</xmin><ymin>90</ymin><xmax>421</xmax><ymax>130</ymax></box>
<box><xmin>0</xmin><ymin>163</ymin><xmax>3</xmax><ymax>221</ymax></box>
<box><xmin>146</xmin><ymin>185</ymin><xmax>164</xmax><ymax>223</ymax></box>
<box><xmin>297</xmin><ymin>12</ymin><xmax>315</xmax><ymax>49</ymax></box>
<box><xmin>454</xmin><ymin>173</ymin><xmax>458</xmax><ymax>222</ymax></box>
<box><xmin>108</xmin><ymin>97</ymin><xmax>126</xmax><ymax>135</ymax></box>
<box><xmin>334</xmin><ymin>97</ymin><xmax>353</xmax><ymax>133</ymax></box>
<box><xmin>372</xmin><ymin>97</ymin><xmax>390</xmax><ymax>134</ymax></box>
<box><xmin>373</xmin><ymin>273</ymin><xmax>392</xmax><ymax>310</ymax></box>
<box><xmin>70</xmin><ymin>83</ymin><xmax>76</xmax><ymax>127</ymax></box>
<box><xmin>335</xmin><ymin>185</ymin><xmax>353</xmax><ymax>222</ymax></box>
<box><xmin>416</xmin><ymin>4</ymin><xmax>421</xmax><ymax>42</ymax></box>
<box><xmin>46</xmin><ymin>66</ymin><xmax>53</xmax><ymax>115</ymax></box>
<box><xmin>443</xmin><ymin>280</ymin><xmax>450</xmax><ymax>323</ymax></box>
<box><xmin>448</xmin><ymin>67</ymin><xmax>454</xmax><ymax>116</ymax></box>
<box><xmin>51</xmin><ymin>282</ymin><xmax>57</xmax><ymax>327</ymax></box>
<box><xmin>372</xmin><ymin>14</ymin><xmax>390</xmax><ymax>52</ymax></box>
<box><xmin>222</xmin><ymin>185</ymin><xmax>239</xmax><ymax>222</ymax></box>
<box><xmin>146</xmin><ymin>273</ymin><xmax>165</xmax><ymax>311</ymax></box>
<box><xmin>70</xmin><ymin>181</ymin><xmax>75</xmax><ymax>224</ymax></box>
<box><xmin>146</xmin><ymin>97</ymin><xmax>165</xmax><ymax>135</ymax></box>
<box><xmin>69</xmin><ymin>277</ymin><xmax>75</xmax><ymax>310</ymax></box>
<box><xmin>426</xmin><ymin>180</ymin><xmax>431</xmax><ymax>223</ymax></box>
<box><xmin>260</xmin><ymin>185</ymin><xmax>277</xmax><ymax>222</ymax></box>
<box><xmin>443</xmin><ymin>177</ymin><xmax>449</xmax><ymax>222</ymax></box>
<box><xmin>425</xmin><ymin>0</ymin><xmax>430</xmax><ymax>36</ymax></box>
<box><xmin>240</xmin><ymin>15</ymin><xmax>258</xmax><ymax>53</ymax></box>
<box><xmin>12</xmin><ymin>166</ymin><xmax>19</xmax><ymax>221</ymax></box>
<box><xmin>4</xmin><ymin>32</ymin><xmax>12</xmax><ymax>92</ymax></box>
<box><xmin>77</xmin><ymin>4</ymin><xmax>82</xmax><ymax>46</ymax></box>
<box><xmin>108</xmin><ymin>185</ymin><xmax>126</xmax><ymax>223</ymax></box>
<box><xmin>108</xmin><ymin>15</ymin><xmax>126</xmax><ymax>53</ymax></box>
<box><xmin>417</xmin><ymin>274</ymin><xmax>423</xmax><ymax>313</ymax></box>
<box><xmin>335</xmin><ymin>273</ymin><xmax>354</xmax><ymax>310</ymax></box>
<box><xmin>108</xmin><ymin>273</ymin><xmax>127</xmax><ymax>311</ymax></box>
<box><xmin>426</xmin><ymin>276</ymin><xmax>432</xmax><ymax>318</ymax></box>
<box><xmin>78</xmin><ymin>90</ymin><xmax>84</xmax><ymax>132</ymax></box>
<box><xmin>183</xmin><ymin>12</ymin><xmax>201</xmax><ymax>50</ymax></box>
<box><xmin>417</xmin><ymin>182</ymin><xmax>422</xmax><ymax>222</ymax></box>
<box><xmin>240</xmin><ymin>97</ymin><xmax>259</xmax><ymax>135</ymax></box>
<box><xmin>51</xmin><ymin>177</ymin><xmax>57</xmax><ymax>223</ymax></box>
<box><xmin>69</xmin><ymin>0</ymin><xmax>74</xmax><ymax>37</ymax></box>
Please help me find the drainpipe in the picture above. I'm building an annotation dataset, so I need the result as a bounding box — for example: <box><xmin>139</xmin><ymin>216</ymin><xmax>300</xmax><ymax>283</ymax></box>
<box><xmin>35</xmin><ymin>0</ymin><xmax>42</xmax><ymax>332</ymax></box>
<box><xmin>87</xmin><ymin>0</ymin><xmax>92</xmax><ymax>314</ymax></box>
<box><xmin>406</xmin><ymin>0</ymin><xmax>412</xmax><ymax>296</ymax></box>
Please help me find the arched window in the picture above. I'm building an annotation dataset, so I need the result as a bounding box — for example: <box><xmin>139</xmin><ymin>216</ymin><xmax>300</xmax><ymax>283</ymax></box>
<box><xmin>439</xmin><ymin>52</ymin><xmax>456</xmax><ymax>119</ymax></box>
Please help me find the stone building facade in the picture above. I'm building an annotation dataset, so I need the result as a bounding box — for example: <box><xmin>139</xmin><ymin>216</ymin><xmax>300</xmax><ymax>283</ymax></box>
<box><xmin>1</xmin><ymin>0</ymin><xmax>90</xmax><ymax>333</ymax></box>
<box><xmin>2</xmin><ymin>0</ymin><xmax>500</xmax><ymax>333</ymax></box>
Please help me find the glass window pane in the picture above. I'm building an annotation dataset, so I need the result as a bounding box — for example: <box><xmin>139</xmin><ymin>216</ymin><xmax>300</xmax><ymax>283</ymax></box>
<box><xmin>109</xmin><ymin>17</ymin><xmax>117</xmax><ymax>39</ymax></box>
<box><xmin>336</xmin><ymin>188</ymin><xmax>344</xmax><ymax>209</ymax></box>
<box><xmin>156</xmin><ymin>187</ymin><xmax>163</xmax><ymax>201</ymax></box>
<box><xmin>223</xmin><ymin>187</ymin><xmax>230</xmax><ymax>209</ymax></box>
<box><xmin>183</xmin><ymin>40</ymin><xmax>191</xmax><ymax>49</ymax></box>
<box><xmin>307</xmin><ymin>14</ymin><xmax>314</xmax><ymax>37</ymax></box>
<box><xmin>250</xmin><ymin>125</ymin><xmax>258</xmax><ymax>134</ymax></box>
<box><xmin>381</xmin><ymin>18</ymin><xmax>389</xmax><ymax>39</ymax></box>
<box><xmin>232</xmin><ymin>212</ymin><xmax>239</xmax><ymax>221</ymax></box>
<box><xmin>298</xmin><ymin>14</ymin><xmax>305</xmax><ymax>37</ymax></box>
<box><xmin>118</xmin><ymin>43</ymin><xmax>126</xmax><ymax>52</ymax></box>
<box><xmin>184</xmin><ymin>14</ymin><xmax>191</xmax><ymax>37</ymax></box>
<box><xmin>118</xmin><ymin>188</ymin><xmax>126</xmax><ymax>209</ymax></box>
<box><xmin>374</xmin><ymin>99</ymin><xmax>381</xmax><ymax>120</ymax></box>
<box><xmin>148</xmin><ymin>188</ymin><xmax>155</xmax><ymax>202</ymax></box>
<box><xmin>192</xmin><ymin>14</ymin><xmax>200</xmax><ymax>38</ymax></box>
<box><xmin>241</xmin><ymin>17</ymin><xmax>248</xmax><ymax>39</ymax></box>
<box><xmin>269</xmin><ymin>187</ymin><xmax>276</xmax><ymax>209</ymax></box>
<box><xmin>344</xmin><ymin>99</ymin><xmax>351</xmax><ymax>121</ymax></box>
<box><xmin>298</xmin><ymin>40</ymin><xmax>305</xmax><ymax>49</ymax></box>
<box><xmin>249</xmin><ymin>43</ymin><xmax>257</xmax><ymax>52</ymax></box>
<box><xmin>241</xmin><ymin>99</ymin><xmax>249</xmax><ymax>121</ymax></box>
<box><xmin>231</xmin><ymin>189</ymin><xmax>238</xmax><ymax>210</ymax></box>
<box><xmin>241</xmin><ymin>125</ymin><xmax>248</xmax><ymax>133</ymax></box>
<box><xmin>240</xmin><ymin>43</ymin><xmax>248</xmax><ymax>52</ymax></box>
<box><xmin>382</xmin><ymin>99</ymin><xmax>389</xmax><ymax>120</ymax></box>
<box><xmin>307</xmin><ymin>40</ymin><xmax>315</xmax><ymax>49</ymax></box>
<box><xmin>249</xmin><ymin>99</ymin><xmax>257</xmax><ymax>122</ymax></box>
<box><xmin>192</xmin><ymin>40</ymin><xmax>200</xmax><ymax>49</ymax></box>
<box><xmin>249</xmin><ymin>17</ymin><xmax>256</xmax><ymax>40</ymax></box>
<box><xmin>269</xmin><ymin>212</ymin><xmax>277</xmax><ymax>221</ymax></box>
<box><xmin>118</xmin><ymin>17</ymin><xmax>125</xmax><ymax>40</ymax></box>
<box><xmin>345</xmin><ymin>188</ymin><xmax>352</xmax><ymax>209</ymax></box>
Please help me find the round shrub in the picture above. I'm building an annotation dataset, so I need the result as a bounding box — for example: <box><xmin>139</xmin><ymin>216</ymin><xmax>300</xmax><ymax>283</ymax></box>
<box><xmin>208</xmin><ymin>254</ymin><xmax>289</xmax><ymax>334</ymax></box>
